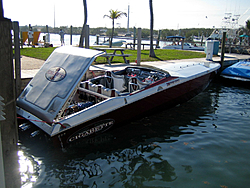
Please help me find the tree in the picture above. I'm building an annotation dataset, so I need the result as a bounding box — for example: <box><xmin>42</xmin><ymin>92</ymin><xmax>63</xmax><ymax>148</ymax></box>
<box><xmin>149</xmin><ymin>0</ymin><xmax>156</xmax><ymax>57</ymax></box>
<box><xmin>141</xmin><ymin>29</ymin><xmax>150</xmax><ymax>38</ymax></box>
<box><xmin>79</xmin><ymin>0</ymin><xmax>87</xmax><ymax>48</ymax></box>
<box><xmin>246</xmin><ymin>20</ymin><xmax>250</xmax><ymax>31</ymax></box>
<box><xmin>103</xmin><ymin>9</ymin><xmax>127</xmax><ymax>48</ymax></box>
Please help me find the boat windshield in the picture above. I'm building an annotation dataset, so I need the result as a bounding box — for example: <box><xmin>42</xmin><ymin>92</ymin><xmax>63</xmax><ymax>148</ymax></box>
<box><xmin>115</xmin><ymin>65</ymin><xmax>170</xmax><ymax>78</ymax></box>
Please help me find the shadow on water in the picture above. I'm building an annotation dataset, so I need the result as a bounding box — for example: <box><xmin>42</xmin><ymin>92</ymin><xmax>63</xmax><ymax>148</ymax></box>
<box><xmin>18</xmin><ymin>83</ymin><xmax>220</xmax><ymax>188</ymax></box>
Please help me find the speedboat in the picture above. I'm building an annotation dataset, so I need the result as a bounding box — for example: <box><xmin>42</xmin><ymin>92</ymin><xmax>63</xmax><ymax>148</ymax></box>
<box><xmin>220</xmin><ymin>60</ymin><xmax>250</xmax><ymax>82</ymax></box>
<box><xmin>16</xmin><ymin>46</ymin><xmax>220</xmax><ymax>146</ymax></box>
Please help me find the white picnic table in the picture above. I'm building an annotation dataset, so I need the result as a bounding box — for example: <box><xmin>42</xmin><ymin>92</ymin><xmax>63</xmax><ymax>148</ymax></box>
<box><xmin>94</xmin><ymin>47</ymin><xmax>132</xmax><ymax>65</ymax></box>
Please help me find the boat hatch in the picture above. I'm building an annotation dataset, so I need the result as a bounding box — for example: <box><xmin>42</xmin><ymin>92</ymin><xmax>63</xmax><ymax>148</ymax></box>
<box><xmin>16</xmin><ymin>46</ymin><xmax>104</xmax><ymax>123</ymax></box>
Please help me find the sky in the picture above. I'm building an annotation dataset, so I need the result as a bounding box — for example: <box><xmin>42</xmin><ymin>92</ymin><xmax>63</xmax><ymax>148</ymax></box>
<box><xmin>2</xmin><ymin>0</ymin><xmax>250</xmax><ymax>30</ymax></box>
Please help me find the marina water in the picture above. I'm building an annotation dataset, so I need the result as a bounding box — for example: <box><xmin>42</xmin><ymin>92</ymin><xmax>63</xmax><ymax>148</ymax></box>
<box><xmin>38</xmin><ymin>33</ymin><xmax>168</xmax><ymax>48</ymax></box>
<box><xmin>18</xmin><ymin>80</ymin><xmax>250</xmax><ymax>187</ymax></box>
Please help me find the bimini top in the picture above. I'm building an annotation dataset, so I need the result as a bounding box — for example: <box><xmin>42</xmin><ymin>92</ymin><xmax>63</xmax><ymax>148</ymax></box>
<box><xmin>221</xmin><ymin>61</ymin><xmax>250</xmax><ymax>81</ymax></box>
<box><xmin>17</xmin><ymin>46</ymin><xmax>104</xmax><ymax>122</ymax></box>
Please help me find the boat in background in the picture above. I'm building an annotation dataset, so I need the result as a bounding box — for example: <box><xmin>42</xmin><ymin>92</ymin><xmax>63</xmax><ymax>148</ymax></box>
<box><xmin>101</xmin><ymin>40</ymin><xmax>126</xmax><ymax>47</ymax></box>
<box><xmin>163</xmin><ymin>42</ymin><xmax>204</xmax><ymax>51</ymax></box>
<box><xmin>16</xmin><ymin>46</ymin><xmax>220</xmax><ymax>147</ymax></box>
<box><xmin>207</xmin><ymin>28</ymin><xmax>238</xmax><ymax>41</ymax></box>
<box><xmin>193</xmin><ymin>36</ymin><xmax>208</xmax><ymax>43</ymax></box>
<box><xmin>162</xmin><ymin>36</ymin><xmax>204</xmax><ymax>51</ymax></box>
<box><xmin>221</xmin><ymin>60</ymin><xmax>250</xmax><ymax>82</ymax></box>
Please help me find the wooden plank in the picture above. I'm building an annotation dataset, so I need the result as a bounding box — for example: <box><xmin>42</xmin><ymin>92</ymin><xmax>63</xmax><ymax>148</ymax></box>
<box><xmin>12</xmin><ymin>21</ymin><xmax>21</xmax><ymax>97</ymax></box>
<box><xmin>0</xmin><ymin>18</ymin><xmax>21</xmax><ymax>188</ymax></box>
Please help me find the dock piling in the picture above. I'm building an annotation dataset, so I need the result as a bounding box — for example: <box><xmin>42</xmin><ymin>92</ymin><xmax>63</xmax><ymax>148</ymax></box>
<box><xmin>70</xmin><ymin>25</ymin><xmax>72</xmax><ymax>45</ymax></box>
<box><xmin>0</xmin><ymin>14</ymin><xmax>21</xmax><ymax>188</ymax></box>
<box><xmin>12</xmin><ymin>21</ymin><xmax>21</xmax><ymax>97</ymax></box>
<box><xmin>85</xmin><ymin>25</ymin><xmax>89</xmax><ymax>49</ymax></box>
<box><xmin>137</xmin><ymin>28</ymin><xmax>141</xmax><ymax>65</ymax></box>
<box><xmin>220</xmin><ymin>32</ymin><xmax>227</xmax><ymax>71</ymax></box>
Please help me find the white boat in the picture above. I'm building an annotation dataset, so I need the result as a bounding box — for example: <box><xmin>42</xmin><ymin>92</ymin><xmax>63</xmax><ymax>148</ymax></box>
<box><xmin>193</xmin><ymin>36</ymin><xmax>207</xmax><ymax>43</ymax></box>
<box><xmin>101</xmin><ymin>40</ymin><xmax>126</xmax><ymax>47</ymax></box>
<box><xmin>162</xmin><ymin>36</ymin><xmax>204</xmax><ymax>51</ymax></box>
<box><xmin>16</xmin><ymin>46</ymin><xmax>220</xmax><ymax>146</ymax></box>
<box><xmin>163</xmin><ymin>42</ymin><xmax>204</xmax><ymax>51</ymax></box>
<box><xmin>207</xmin><ymin>28</ymin><xmax>238</xmax><ymax>41</ymax></box>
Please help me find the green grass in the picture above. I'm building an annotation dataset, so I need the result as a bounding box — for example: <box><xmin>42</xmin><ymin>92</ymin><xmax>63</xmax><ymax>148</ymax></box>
<box><xmin>19</xmin><ymin>47</ymin><xmax>206</xmax><ymax>64</ymax></box>
<box><xmin>19</xmin><ymin>47</ymin><xmax>57</xmax><ymax>60</ymax></box>
<box><xmin>96</xmin><ymin>48</ymin><xmax>206</xmax><ymax>64</ymax></box>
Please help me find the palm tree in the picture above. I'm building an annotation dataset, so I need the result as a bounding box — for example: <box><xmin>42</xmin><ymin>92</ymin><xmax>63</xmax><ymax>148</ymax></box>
<box><xmin>104</xmin><ymin>9</ymin><xmax>127</xmax><ymax>48</ymax></box>
<box><xmin>149</xmin><ymin>0</ymin><xmax>156</xmax><ymax>57</ymax></box>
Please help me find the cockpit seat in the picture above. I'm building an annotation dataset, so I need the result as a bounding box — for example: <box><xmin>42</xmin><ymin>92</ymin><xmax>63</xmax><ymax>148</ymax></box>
<box><xmin>105</xmin><ymin>71</ymin><xmax>127</xmax><ymax>92</ymax></box>
<box><xmin>128</xmin><ymin>77</ymin><xmax>149</xmax><ymax>93</ymax></box>
<box><xmin>129</xmin><ymin>77</ymin><xmax>140</xmax><ymax>92</ymax></box>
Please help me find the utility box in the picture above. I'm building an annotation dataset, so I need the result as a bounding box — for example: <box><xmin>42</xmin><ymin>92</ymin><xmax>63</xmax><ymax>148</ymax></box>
<box><xmin>205</xmin><ymin>41</ymin><xmax>214</xmax><ymax>61</ymax></box>
<box><xmin>205</xmin><ymin>40</ymin><xmax>219</xmax><ymax>55</ymax></box>
<box><xmin>213</xmin><ymin>40</ymin><xmax>219</xmax><ymax>55</ymax></box>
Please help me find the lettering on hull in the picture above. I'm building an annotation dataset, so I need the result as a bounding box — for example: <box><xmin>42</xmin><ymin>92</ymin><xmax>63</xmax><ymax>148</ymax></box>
<box><xmin>67</xmin><ymin>119</ymin><xmax>115</xmax><ymax>143</ymax></box>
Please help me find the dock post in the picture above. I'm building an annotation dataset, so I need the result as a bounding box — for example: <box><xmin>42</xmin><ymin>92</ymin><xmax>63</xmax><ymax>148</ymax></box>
<box><xmin>70</xmin><ymin>25</ymin><xmax>72</xmax><ymax>45</ymax></box>
<box><xmin>133</xmin><ymin>27</ymin><xmax>136</xmax><ymax>50</ymax></box>
<box><xmin>20</xmin><ymin>30</ymin><xmax>23</xmax><ymax>49</ymax></box>
<box><xmin>46</xmin><ymin>25</ymin><xmax>50</xmax><ymax>43</ymax></box>
<box><xmin>137</xmin><ymin>28</ymin><xmax>141</xmax><ymax>66</ymax></box>
<box><xmin>96</xmin><ymin>34</ymin><xmax>99</xmax><ymax>45</ymax></box>
<box><xmin>156</xmin><ymin>30</ymin><xmax>161</xmax><ymax>48</ymax></box>
<box><xmin>0</xmin><ymin>126</ymin><xmax>5</xmax><ymax>188</ymax></box>
<box><xmin>220</xmin><ymin>32</ymin><xmax>226</xmax><ymax>71</ymax></box>
<box><xmin>201</xmin><ymin>32</ymin><xmax>204</xmax><ymax>46</ymax></box>
<box><xmin>12</xmin><ymin>21</ymin><xmax>21</xmax><ymax>97</ymax></box>
<box><xmin>0</xmin><ymin>11</ymin><xmax>21</xmax><ymax>188</ymax></box>
<box><xmin>181</xmin><ymin>38</ymin><xmax>184</xmax><ymax>50</ymax></box>
<box><xmin>85</xmin><ymin>25</ymin><xmax>89</xmax><ymax>49</ymax></box>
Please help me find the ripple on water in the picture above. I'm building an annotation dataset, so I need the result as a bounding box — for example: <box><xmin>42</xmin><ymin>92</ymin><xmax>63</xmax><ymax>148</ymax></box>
<box><xmin>19</xmin><ymin>83</ymin><xmax>250</xmax><ymax>187</ymax></box>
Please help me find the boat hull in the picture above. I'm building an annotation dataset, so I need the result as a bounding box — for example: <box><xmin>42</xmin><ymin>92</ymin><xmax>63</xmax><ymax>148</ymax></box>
<box><xmin>163</xmin><ymin>45</ymin><xmax>204</xmax><ymax>51</ymax></box>
<box><xmin>54</xmin><ymin>71</ymin><xmax>215</xmax><ymax>147</ymax></box>
<box><xmin>102</xmin><ymin>40</ymin><xmax>126</xmax><ymax>47</ymax></box>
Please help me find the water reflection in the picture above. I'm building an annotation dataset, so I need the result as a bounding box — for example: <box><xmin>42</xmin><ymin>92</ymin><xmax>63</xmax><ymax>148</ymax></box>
<box><xmin>18</xmin><ymin>83</ymin><xmax>219</xmax><ymax>187</ymax></box>
<box><xmin>18</xmin><ymin>150</ymin><xmax>41</xmax><ymax>188</ymax></box>
<box><xmin>41</xmin><ymin>144</ymin><xmax>177</xmax><ymax>187</ymax></box>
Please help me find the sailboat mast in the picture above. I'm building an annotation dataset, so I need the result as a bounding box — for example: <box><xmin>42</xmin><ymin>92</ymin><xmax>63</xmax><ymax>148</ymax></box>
<box><xmin>127</xmin><ymin>5</ymin><xmax>130</xmax><ymax>33</ymax></box>
<box><xmin>54</xmin><ymin>4</ymin><xmax>55</xmax><ymax>28</ymax></box>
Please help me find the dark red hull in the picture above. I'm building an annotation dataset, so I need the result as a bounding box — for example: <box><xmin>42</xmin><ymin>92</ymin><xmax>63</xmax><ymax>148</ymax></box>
<box><xmin>54</xmin><ymin>72</ymin><xmax>215</xmax><ymax>147</ymax></box>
